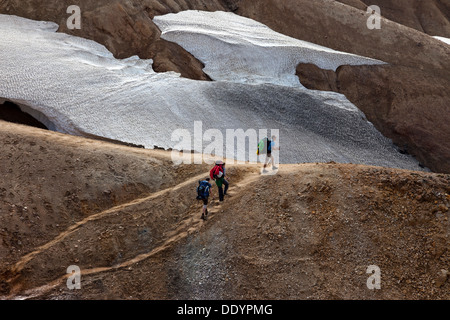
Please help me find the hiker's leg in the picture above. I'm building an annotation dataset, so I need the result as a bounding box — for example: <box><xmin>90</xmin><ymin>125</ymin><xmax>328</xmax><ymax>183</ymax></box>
<box><xmin>263</xmin><ymin>154</ymin><xmax>272</xmax><ymax>171</ymax></box>
<box><xmin>263</xmin><ymin>154</ymin><xmax>270</xmax><ymax>168</ymax></box>
<box><xmin>218</xmin><ymin>185</ymin><xmax>224</xmax><ymax>201</ymax></box>
<box><xmin>201</xmin><ymin>198</ymin><xmax>208</xmax><ymax>219</ymax></box>
<box><xmin>223</xmin><ymin>179</ymin><xmax>229</xmax><ymax>195</ymax></box>
<box><xmin>203</xmin><ymin>198</ymin><xmax>208</xmax><ymax>214</ymax></box>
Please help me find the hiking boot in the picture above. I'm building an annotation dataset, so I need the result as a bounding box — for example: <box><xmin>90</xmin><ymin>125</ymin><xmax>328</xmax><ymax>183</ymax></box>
<box><xmin>201</xmin><ymin>213</ymin><xmax>206</xmax><ymax>220</ymax></box>
<box><xmin>272</xmin><ymin>166</ymin><xmax>278</xmax><ymax>170</ymax></box>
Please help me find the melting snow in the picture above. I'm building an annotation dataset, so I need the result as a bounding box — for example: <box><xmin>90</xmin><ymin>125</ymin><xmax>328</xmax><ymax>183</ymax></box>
<box><xmin>0</xmin><ymin>14</ymin><xmax>424</xmax><ymax>170</ymax></box>
<box><xmin>153</xmin><ymin>10</ymin><xmax>386</xmax><ymax>87</ymax></box>
<box><xmin>433</xmin><ymin>36</ymin><xmax>450</xmax><ymax>45</ymax></box>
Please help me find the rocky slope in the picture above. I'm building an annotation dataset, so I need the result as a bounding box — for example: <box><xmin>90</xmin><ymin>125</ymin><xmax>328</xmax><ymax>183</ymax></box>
<box><xmin>338</xmin><ymin>0</ymin><xmax>450</xmax><ymax>37</ymax></box>
<box><xmin>0</xmin><ymin>122</ymin><xmax>448</xmax><ymax>299</ymax></box>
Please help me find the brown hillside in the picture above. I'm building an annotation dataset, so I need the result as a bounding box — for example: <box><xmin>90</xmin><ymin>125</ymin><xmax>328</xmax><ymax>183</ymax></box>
<box><xmin>356</xmin><ymin>0</ymin><xmax>450</xmax><ymax>37</ymax></box>
<box><xmin>0</xmin><ymin>122</ymin><xmax>448</xmax><ymax>299</ymax></box>
<box><xmin>296</xmin><ymin>63</ymin><xmax>450</xmax><ymax>174</ymax></box>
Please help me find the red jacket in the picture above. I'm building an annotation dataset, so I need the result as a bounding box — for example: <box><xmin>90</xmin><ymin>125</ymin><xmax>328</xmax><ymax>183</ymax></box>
<box><xmin>210</xmin><ymin>164</ymin><xmax>223</xmax><ymax>180</ymax></box>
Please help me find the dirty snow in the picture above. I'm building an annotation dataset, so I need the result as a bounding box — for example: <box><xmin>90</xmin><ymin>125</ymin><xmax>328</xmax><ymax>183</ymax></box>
<box><xmin>0</xmin><ymin>14</ymin><xmax>424</xmax><ymax>170</ymax></box>
<box><xmin>153</xmin><ymin>10</ymin><xmax>386</xmax><ymax>87</ymax></box>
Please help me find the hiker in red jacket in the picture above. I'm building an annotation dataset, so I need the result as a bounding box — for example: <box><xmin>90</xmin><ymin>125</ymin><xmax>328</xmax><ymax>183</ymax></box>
<box><xmin>210</xmin><ymin>160</ymin><xmax>229</xmax><ymax>202</ymax></box>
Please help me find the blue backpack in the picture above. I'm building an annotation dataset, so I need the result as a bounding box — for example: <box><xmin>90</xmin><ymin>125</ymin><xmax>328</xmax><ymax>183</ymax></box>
<box><xmin>196</xmin><ymin>180</ymin><xmax>210</xmax><ymax>200</ymax></box>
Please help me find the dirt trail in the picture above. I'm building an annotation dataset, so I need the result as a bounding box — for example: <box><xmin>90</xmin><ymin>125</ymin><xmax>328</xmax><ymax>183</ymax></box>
<box><xmin>0</xmin><ymin>122</ymin><xmax>449</xmax><ymax>300</ymax></box>
<box><xmin>2</xmin><ymin>154</ymin><xmax>262</xmax><ymax>299</ymax></box>
<box><xmin>8</xmin><ymin>172</ymin><xmax>214</xmax><ymax>273</ymax></box>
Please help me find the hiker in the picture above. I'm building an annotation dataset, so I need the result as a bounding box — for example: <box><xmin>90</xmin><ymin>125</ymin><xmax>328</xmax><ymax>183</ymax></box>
<box><xmin>258</xmin><ymin>135</ymin><xmax>279</xmax><ymax>172</ymax></box>
<box><xmin>222</xmin><ymin>162</ymin><xmax>229</xmax><ymax>196</ymax></box>
<box><xmin>196</xmin><ymin>178</ymin><xmax>212</xmax><ymax>220</ymax></box>
<box><xmin>210</xmin><ymin>160</ymin><xmax>229</xmax><ymax>202</ymax></box>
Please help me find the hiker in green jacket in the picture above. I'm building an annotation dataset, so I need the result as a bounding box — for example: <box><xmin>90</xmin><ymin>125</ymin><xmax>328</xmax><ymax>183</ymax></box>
<box><xmin>261</xmin><ymin>135</ymin><xmax>280</xmax><ymax>173</ymax></box>
<box><xmin>210</xmin><ymin>160</ymin><xmax>229</xmax><ymax>201</ymax></box>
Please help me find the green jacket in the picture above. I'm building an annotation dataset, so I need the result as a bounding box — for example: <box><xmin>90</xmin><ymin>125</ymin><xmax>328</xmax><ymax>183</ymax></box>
<box><xmin>215</xmin><ymin>176</ymin><xmax>224</xmax><ymax>187</ymax></box>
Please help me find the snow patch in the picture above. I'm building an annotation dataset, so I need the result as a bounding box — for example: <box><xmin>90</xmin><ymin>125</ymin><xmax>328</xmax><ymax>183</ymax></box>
<box><xmin>0</xmin><ymin>14</ymin><xmax>424</xmax><ymax>171</ymax></box>
<box><xmin>433</xmin><ymin>36</ymin><xmax>450</xmax><ymax>45</ymax></box>
<box><xmin>153</xmin><ymin>10</ymin><xmax>386</xmax><ymax>87</ymax></box>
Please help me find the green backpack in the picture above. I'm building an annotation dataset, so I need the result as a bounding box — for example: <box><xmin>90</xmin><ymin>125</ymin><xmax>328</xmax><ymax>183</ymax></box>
<box><xmin>257</xmin><ymin>137</ymin><xmax>271</xmax><ymax>155</ymax></box>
